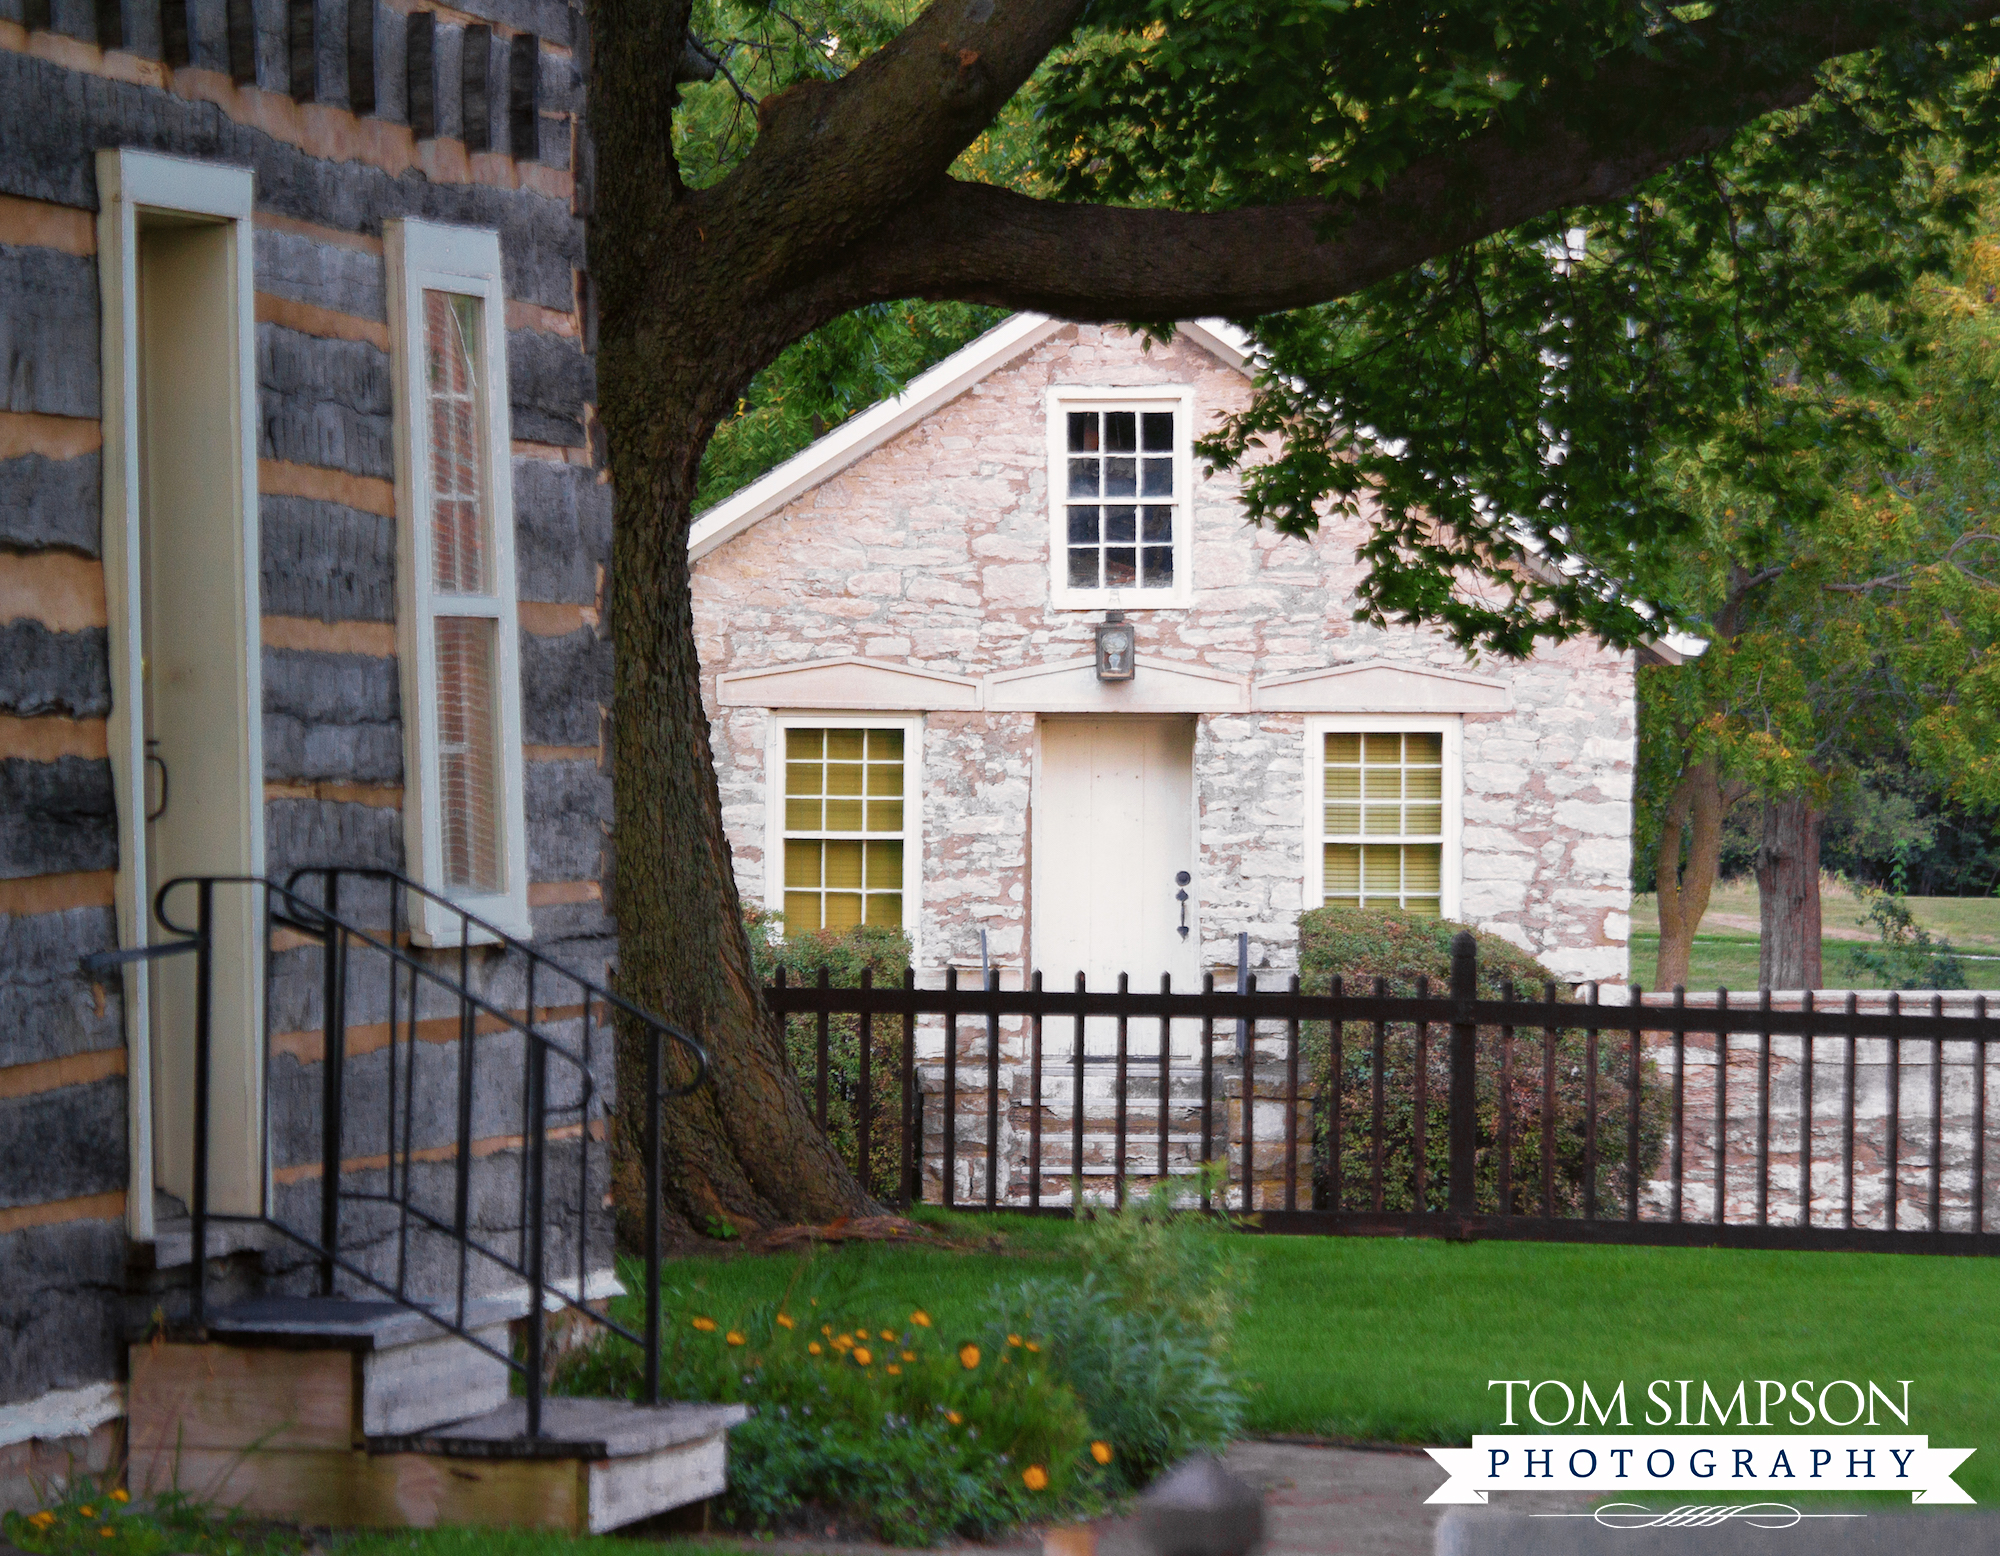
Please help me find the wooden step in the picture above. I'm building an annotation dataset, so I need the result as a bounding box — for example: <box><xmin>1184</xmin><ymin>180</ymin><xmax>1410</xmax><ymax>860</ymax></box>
<box><xmin>138</xmin><ymin>1393</ymin><xmax>748</xmax><ymax>1532</ymax></box>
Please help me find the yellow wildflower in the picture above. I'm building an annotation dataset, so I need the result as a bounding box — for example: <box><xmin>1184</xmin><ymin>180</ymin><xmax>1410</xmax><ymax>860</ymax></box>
<box><xmin>1091</xmin><ymin>1441</ymin><xmax>1114</xmax><ymax>1465</ymax></box>
<box><xmin>776</xmin><ymin>1313</ymin><xmax>795</xmax><ymax>1329</ymax></box>
<box><xmin>853</xmin><ymin>1347</ymin><xmax>873</xmax><ymax>1366</ymax></box>
<box><xmin>1007</xmin><ymin>1334</ymin><xmax>1023</xmax><ymax>1348</ymax></box>
<box><xmin>1022</xmin><ymin>1466</ymin><xmax>1049</xmax><ymax>1491</ymax></box>
<box><xmin>690</xmin><ymin>1316</ymin><xmax>718</xmax><ymax>1333</ymax></box>
<box><xmin>910</xmin><ymin>1310</ymin><xmax>932</xmax><ymax>1327</ymax></box>
<box><xmin>27</xmin><ymin>1511</ymin><xmax>56</xmax><ymax>1530</ymax></box>
<box><xmin>822</xmin><ymin>1325</ymin><xmax>834</xmax><ymax>1337</ymax></box>
<box><xmin>946</xmin><ymin>1410</ymin><xmax>963</xmax><ymax>1425</ymax></box>
<box><xmin>1026</xmin><ymin>1342</ymin><xmax>1041</xmax><ymax>1353</ymax></box>
<box><xmin>901</xmin><ymin>1351</ymin><xmax>915</xmax><ymax>1362</ymax></box>
<box><xmin>959</xmin><ymin>1343</ymin><xmax>981</xmax><ymax>1370</ymax></box>
<box><xmin>886</xmin><ymin>1364</ymin><xmax>901</xmax><ymax>1375</ymax></box>
<box><xmin>79</xmin><ymin>1507</ymin><xmax>96</xmax><ymax>1519</ymax></box>
<box><xmin>109</xmin><ymin>1491</ymin><xmax>128</xmax><ymax>1505</ymax></box>
<box><xmin>808</xmin><ymin>1342</ymin><xmax>823</xmax><ymax>1355</ymax></box>
<box><xmin>880</xmin><ymin>1330</ymin><xmax>896</xmax><ymax>1341</ymax></box>
<box><xmin>726</xmin><ymin>1331</ymin><xmax>746</xmax><ymax>1347</ymax></box>
<box><xmin>101</xmin><ymin>1529</ymin><xmax>116</xmax><ymax>1540</ymax></box>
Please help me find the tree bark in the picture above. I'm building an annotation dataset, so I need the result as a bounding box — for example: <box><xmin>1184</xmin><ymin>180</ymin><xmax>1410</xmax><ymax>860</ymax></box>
<box><xmin>1652</xmin><ymin>760</ymin><xmax>1733</xmax><ymax>991</ymax></box>
<box><xmin>1756</xmin><ymin>796</ymin><xmax>1824</xmax><ymax>990</ymax></box>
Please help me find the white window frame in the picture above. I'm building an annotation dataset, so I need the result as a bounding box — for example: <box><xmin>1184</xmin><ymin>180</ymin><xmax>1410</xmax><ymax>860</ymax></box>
<box><xmin>1046</xmin><ymin>385</ymin><xmax>1197</xmax><ymax>611</ymax></box>
<box><xmin>1301</xmin><ymin>714</ymin><xmax>1464</xmax><ymax>919</ymax></box>
<box><xmin>763</xmin><ymin>712</ymin><xmax>924</xmax><ymax>957</ymax></box>
<box><xmin>387</xmin><ymin>218</ymin><xmax>531</xmax><ymax>945</ymax></box>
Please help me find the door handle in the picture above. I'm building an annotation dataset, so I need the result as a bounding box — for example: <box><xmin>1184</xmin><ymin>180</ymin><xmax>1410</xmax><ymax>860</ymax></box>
<box><xmin>1175</xmin><ymin>870</ymin><xmax>1191</xmax><ymax>940</ymax></box>
<box><xmin>145</xmin><ymin>739</ymin><xmax>170</xmax><ymax>822</ymax></box>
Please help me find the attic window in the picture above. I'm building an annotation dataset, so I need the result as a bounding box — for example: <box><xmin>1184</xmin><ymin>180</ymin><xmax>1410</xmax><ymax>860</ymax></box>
<box><xmin>1046</xmin><ymin>387</ymin><xmax>1195</xmax><ymax>609</ymax></box>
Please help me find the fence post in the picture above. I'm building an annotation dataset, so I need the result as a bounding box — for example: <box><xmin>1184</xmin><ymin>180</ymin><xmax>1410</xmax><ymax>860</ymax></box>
<box><xmin>1448</xmin><ymin>930</ymin><xmax>1478</xmax><ymax>1215</ymax></box>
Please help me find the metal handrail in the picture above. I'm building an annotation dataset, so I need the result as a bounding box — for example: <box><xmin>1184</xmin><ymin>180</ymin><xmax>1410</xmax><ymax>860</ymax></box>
<box><xmin>95</xmin><ymin>869</ymin><xmax>708</xmax><ymax>1439</ymax></box>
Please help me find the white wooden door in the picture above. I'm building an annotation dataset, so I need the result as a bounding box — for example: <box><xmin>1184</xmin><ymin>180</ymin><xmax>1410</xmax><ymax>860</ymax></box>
<box><xmin>1034</xmin><ymin>717</ymin><xmax>1199</xmax><ymax>1051</ymax></box>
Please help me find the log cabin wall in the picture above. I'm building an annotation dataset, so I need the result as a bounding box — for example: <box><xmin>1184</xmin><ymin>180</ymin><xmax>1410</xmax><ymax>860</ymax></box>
<box><xmin>0</xmin><ymin>0</ymin><xmax>615</xmax><ymax>1503</ymax></box>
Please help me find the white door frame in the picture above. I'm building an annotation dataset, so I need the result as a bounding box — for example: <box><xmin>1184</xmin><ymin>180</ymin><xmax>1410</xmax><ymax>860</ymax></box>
<box><xmin>97</xmin><ymin>149</ymin><xmax>266</xmax><ymax>1240</ymax></box>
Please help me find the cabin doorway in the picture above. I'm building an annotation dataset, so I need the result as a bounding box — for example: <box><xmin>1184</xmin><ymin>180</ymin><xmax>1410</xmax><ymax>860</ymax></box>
<box><xmin>99</xmin><ymin>152</ymin><xmax>266</xmax><ymax>1233</ymax></box>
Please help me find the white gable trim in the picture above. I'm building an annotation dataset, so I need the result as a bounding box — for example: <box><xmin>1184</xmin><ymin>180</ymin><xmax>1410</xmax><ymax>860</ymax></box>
<box><xmin>986</xmin><ymin>654</ymin><xmax>1251</xmax><ymax>713</ymax></box>
<box><xmin>1253</xmin><ymin>660</ymin><xmax>1513</xmax><ymax>713</ymax></box>
<box><xmin>716</xmin><ymin>656</ymin><xmax>981</xmax><ymax>711</ymax></box>
<box><xmin>687</xmin><ymin>314</ymin><xmax>1256</xmax><ymax>562</ymax></box>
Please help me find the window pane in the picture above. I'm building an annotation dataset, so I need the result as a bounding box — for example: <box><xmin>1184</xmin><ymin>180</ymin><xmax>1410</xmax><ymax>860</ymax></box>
<box><xmin>1069</xmin><ymin>548</ymin><xmax>1099</xmax><ymax>588</ymax></box>
<box><xmin>784</xmin><ymin>892</ymin><xmax>822</xmax><ymax>930</ymax></box>
<box><xmin>866</xmin><ymin>800</ymin><xmax>904</xmax><ymax>832</ymax></box>
<box><xmin>1140</xmin><ymin>457</ymin><xmax>1173</xmax><ymax>497</ymax></box>
<box><xmin>864</xmin><ymin>839</ymin><xmax>902</xmax><ymax>889</ymax></box>
<box><xmin>1406</xmin><ymin>765</ymin><xmax>1443</xmax><ymax>800</ymax></box>
<box><xmin>1325</xmin><ymin>732</ymin><xmax>1361</xmax><ymax>765</ymax></box>
<box><xmin>1104</xmin><ymin>411</ymin><xmax>1136</xmax><ymax>451</ymax></box>
<box><xmin>826</xmin><ymin>729</ymin><xmax>865</xmax><ymax>761</ymax></box>
<box><xmin>1141</xmin><ymin>411</ymin><xmax>1174</xmax><ymax>451</ymax></box>
<box><xmin>1104</xmin><ymin>457</ymin><xmax>1136</xmax><ymax>497</ymax></box>
<box><xmin>1325</xmin><ymin>767</ymin><xmax>1361</xmax><ymax>801</ymax></box>
<box><xmin>423</xmin><ymin>291</ymin><xmax>491</xmax><ymax>596</ymax></box>
<box><xmin>1406</xmin><ymin>732</ymin><xmax>1443</xmax><ymax>765</ymax></box>
<box><xmin>785</xmin><ymin>762</ymin><xmax>822</xmax><ymax>796</ymax></box>
<box><xmin>1405</xmin><ymin>803</ymin><xmax>1443</xmax><ymax>836</ymax></box>
<box><xmin>1325</xmin><ymin>803</ymin><xmax>1361</xmax><ymax>834</ymax></box>
<box><xmin>1362</xmin><ymin>848</ymin><xmax>1401</xmax><ymax>894</ymax></box>
<box><xmin>1364</xmin><ymin>770</ymin><xmax>1401</xmax><ymax>799</ymax></box>
<box><xmin>864</xmin><ymin>892</ymin><xmax>902</xmax><ymax>927</ymax></box>
<box><xmin>786</xmin><ymin>727</ymin><xmax>823</xmax><ymax>760</ymax></box>
<box><xmin>1363</xmin><ymin>806</ymin><xmax>1403</xmax><ymax>835</ymax></box>
<box><xmin>1068</xmin><ymin>411</ymin><xmax>1097</xmax><ymax>452</ymax></box>
<box><xmin>867</xmin><ymin>728</ymin><xmax>904</xmax><ymax>760</ymax></box>
<box><xmin>784</xmin><ymin>798</ymin><xmax>822</xmax><ymax>831</ymax></box>
<box><xmin>1404</xmin><ymin>844</ymin><xmax>1442</xmax><ymax>892</ymax></box>
<box><xmin>826</xmin><ymin>762</ymin><xmax>864</xmax><ymax>796</ymax></box>
<box><xmin>865</xmin><ymin>761</ymin><xmax>902</xmax><ymax>795</ymax></box>
<box><xmin>784</xmin><ymin>839</ymin><xmax>822</xmax><ymax>888</ymax></box>
<box><xmin>1140</xmin><ymin>546</ymin><xmax>1173</xmax><ymax>587</ymax></box>
<box><xmin>1141</xmin><ymin>505</ymin><xmax>1174</xmax><ymax>542</ymax></box>
<box><xmin>1068</xmin><ymin>507</ymin><xmax>1100</xmax><ymax>544</ymax></box>
<box><xmin>1324</xmin><ymin>843</ymin><xmax>1361</xmax><ymax>896</ymax></box>
<box><xmin>824</xmin><ymin>798</ymin><xmax>865</xmax><ymax>831</ymax></box>
<box><xmin>824</xmin><ymin>893</ymin><xmax>864</xmax><ymax>930</ymax></box>
<box><xmin>1105</xmin><ymin>547</ymin><xmax>1137</xmax><ymax>585</ymax></box>
<box><xmin>1104</xmin><ymin>506</ymin><xmax>1136</xmax><ymax>543</ymax></box>
<box><xmin>1068</xmin><ymin>458</ymin><xmax>1100</xmax><ymax>498</ymax></box>
<box><xmin>1404</xmin><ymin>897</ymin><xmax>1442</xmax><ymax>919</ymax></box>
<box><xmin>824</xmin><ymin>840</ymin><xmax>864</xmax><ymax>889</ymax></box>
<box><xmin>433</xmin><ymin>616</ymin><xmax>502</xmax><ymax>893</ymax></box>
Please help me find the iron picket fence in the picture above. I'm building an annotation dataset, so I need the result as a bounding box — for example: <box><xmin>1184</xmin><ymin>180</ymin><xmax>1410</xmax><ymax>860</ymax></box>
<box><xmin>767</xmin><ymin>932</ymin><xmax>2000</xmax><ymax>1255</ymax></box>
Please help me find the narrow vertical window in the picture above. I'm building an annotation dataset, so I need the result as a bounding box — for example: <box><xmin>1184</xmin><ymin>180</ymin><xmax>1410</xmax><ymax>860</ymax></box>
<box><xmin>389</xmin><ymin>221</ymin><xmax>530</xmax><ymax>942</ymax></box>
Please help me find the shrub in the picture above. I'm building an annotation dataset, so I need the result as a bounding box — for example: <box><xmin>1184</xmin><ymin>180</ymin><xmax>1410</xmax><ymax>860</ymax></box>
<box><xmin>1297</xmin><ymin>907</ymin><xmax>1672</xmax><ymax>1216</ymax></box>
<box><xmin>747</xmin><ymin>910</ymin><xmax>913</xmax><ymax>1195</ymax></box>
<box><xmin>554</xmin><ymin>1276</ymin><xmax>1109</xmax><ymax>1545</ymax></box>
<box><xmin>1839</xmin><ymin>887</ymin><xmax>1968</xmax><ymax>990</ymax></box>
<box><xmin>982</xmin><ymin>1183</ymin><xmax>1246</xmax><ymax>1489</ymax></box>
<box><xmin>4</xmin><ymin>1478</ymin><xmax>301</xmax><ymax>1556</ymax></box>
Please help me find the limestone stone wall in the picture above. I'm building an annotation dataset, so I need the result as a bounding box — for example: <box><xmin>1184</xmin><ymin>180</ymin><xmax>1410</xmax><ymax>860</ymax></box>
<box><xmin>695</xmin><ymin>323</ymin><xmax>1634</xmax><ymax>988</ymax></box>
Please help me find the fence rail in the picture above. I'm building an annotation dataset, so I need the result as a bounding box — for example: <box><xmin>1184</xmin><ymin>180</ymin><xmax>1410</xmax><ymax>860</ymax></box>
<box><xmin>767</xmin><ymin>933</ymin><xmax>2000</xmax><ymax>1255</ymax></box>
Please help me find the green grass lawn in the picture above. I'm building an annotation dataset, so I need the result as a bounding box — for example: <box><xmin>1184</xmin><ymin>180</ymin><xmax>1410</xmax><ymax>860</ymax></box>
<box><xmin>588</xmin><ymin>1211</ymin><xmax>2000</xmax><ymax>1504</ymax></box>
<box><xmin>1629</xmin><ymin>883</ymin><xmax>2000</xmax><ymax>991</ymax></box>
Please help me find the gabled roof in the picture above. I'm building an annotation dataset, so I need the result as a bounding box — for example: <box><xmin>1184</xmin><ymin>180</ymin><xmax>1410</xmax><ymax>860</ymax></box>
<box><xmin>687</xmin><ymin>314</ymin><xmax>1255</xmax><ymax>562</ymax></box>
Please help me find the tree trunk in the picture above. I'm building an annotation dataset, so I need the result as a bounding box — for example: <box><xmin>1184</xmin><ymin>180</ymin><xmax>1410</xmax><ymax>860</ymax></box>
<box><xmin>1756</xmin><ymin>796</ymin><xmax>1823</xmax><ymax>990</ymax></box>
<box><xmin>586</xmin><ymin>0</ymin><xmax>881</xmax><ymax>1236</ymax></box>
<box><xmin>1652</xmin><ymin>760</ymin><xmax>1730</xmax><ymax>990</ymax></box>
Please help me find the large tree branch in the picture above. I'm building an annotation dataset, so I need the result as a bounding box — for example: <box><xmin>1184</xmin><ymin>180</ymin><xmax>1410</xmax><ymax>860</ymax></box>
<box><xmin>795</xmin><ymin>0</ymin><xmax>2000</xmax><ymax>321</ymax></box>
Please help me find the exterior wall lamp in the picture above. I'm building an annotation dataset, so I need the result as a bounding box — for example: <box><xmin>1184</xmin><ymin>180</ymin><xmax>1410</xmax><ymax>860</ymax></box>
<box><xmin>1095</xmin><ymin>612</ymin><xmax>1136</xmax><ymax>681</ymax></box>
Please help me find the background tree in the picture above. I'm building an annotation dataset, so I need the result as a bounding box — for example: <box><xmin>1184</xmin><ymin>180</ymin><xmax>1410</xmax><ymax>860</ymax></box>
<box><xmin>589</xmin><ymin>0</ymin><xmax>2000</xmax><ymax>1232</ymax></box>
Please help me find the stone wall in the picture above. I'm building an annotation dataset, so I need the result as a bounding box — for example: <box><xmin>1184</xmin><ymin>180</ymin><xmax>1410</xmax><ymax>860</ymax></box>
<box><xmin>694</xmin><ymin>323</ymin><xmax>1634</xmax><ymax>989</ymax></box>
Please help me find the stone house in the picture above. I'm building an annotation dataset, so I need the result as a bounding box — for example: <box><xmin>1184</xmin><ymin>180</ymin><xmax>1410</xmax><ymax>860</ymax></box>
<box><xmin>0</xmin><ymin>0</ymin><xmax>738</xmax><ymax>1526</ymax></box>
<box><xmin>691</xmin><ymin>314</ymin><xmax>1641</xmax><ymax>997</ymax></box>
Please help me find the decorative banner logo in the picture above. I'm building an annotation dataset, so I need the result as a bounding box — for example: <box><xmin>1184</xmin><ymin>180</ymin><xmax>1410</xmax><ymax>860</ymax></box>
<box><xmin>1425</xmin><ymin>1436</ymin><xmax>1976</xmax><ymax>1505</ymax></box>
<box><xmin>1539</xmin><ymin>1504</ymin><xmax>1868</xmax><ymax>1530</ymax></box>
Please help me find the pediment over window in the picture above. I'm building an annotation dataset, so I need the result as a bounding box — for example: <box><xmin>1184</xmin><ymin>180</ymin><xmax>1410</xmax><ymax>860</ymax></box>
<box><xmin>715</xmin><ymin>657</ymin><xmax>981</xmax><ymax>711</ymax></box>
<box><xmin>984</xmin><ymin>656</ymin><xmax>1251</xmax><ymax>713</ymax></box>
<box><xmin>1252</xmin><ymin>660</ymin><xmax>1513</xmax><ymax>713</ymax></box>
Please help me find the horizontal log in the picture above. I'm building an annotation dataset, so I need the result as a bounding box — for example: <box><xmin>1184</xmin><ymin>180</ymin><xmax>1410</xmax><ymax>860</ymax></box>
<box><xmin>0</xmin><ymin>245</ymin><xmax>98</xmax><ymax>419</ymax></box>
<box><xmin>0</xmin><ymin>53</ymin><xmax>584</xmax><ymax>312</ymax></box>
<box><xmin>264</xmin><ymin>792</ymin><xmax>402</xmax><ymax>878</ymax></box>
<box><xmin>253</xmin><ymin>220</ymin><xmax>387</xmax><ymax>320</ymax></box>
<box><xmin>519</xmin><ymin>624</ymin><xmax>608</xmax><ymax>748</ymax></box>
<box><xmin>261</xmin><ymin>645</ymin><xmax>402</xmax><ymax>783</ymax></box>
<box><xmin>512</xmin><ymin>456</ymin><xmax>610</xmax><ymax>606</ymax></box>
<box><xmin>0</xmin><ymin>1074</ymin><xmax>128</xmax><ymax>1211</ymax></box>
<box><xmin>0</xmin><ymin>1218</ymin><xmax>125</xmax><ymax>1406</ymax></box>
<box><xmin>0</xmin><ymin>450</ymin><xmax>101</xmax><ymax>554</ymax></box>
<box><xmin>261</xmin><ymin>494</ymin><xmax>396</xmax><ymax>623</ymax></box>
<box><xmin>0</xmin><ymin>755</ymin><xmax>116</xmax><ymax>879</ymax></box>
<box><xmin>0</xmin><ymin>899</ymin><xmax>123</xmax><ymax>1069</ymax></box>
<box><xmin>505</xmin><ymin>326</ymin><xmax>590</xmax><ymax>448</ymax></box>
<box><xmin>258</xmin><ymin>321</ymin><xmax>394</xmax><ymax>480</ymax></box>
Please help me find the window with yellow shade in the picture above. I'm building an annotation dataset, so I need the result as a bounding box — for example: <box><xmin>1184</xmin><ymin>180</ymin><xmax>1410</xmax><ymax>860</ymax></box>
<box><xmin>1321</xmin><ymin>730</ymin><xmax>1446</xmax><ymax>917</ymax></box>
<box><xmin>780</xmin><ymin>725</ymin><xmax>909</xmax><ymax>931</ymax></box>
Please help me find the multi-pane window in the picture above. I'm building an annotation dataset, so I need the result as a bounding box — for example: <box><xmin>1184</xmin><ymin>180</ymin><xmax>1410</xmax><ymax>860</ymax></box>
<box><xmin>389</xmin><ymin>219</ymin><xmax>529</xmax><ymax>942</ymax></box>
<box><xmin>781</xmin><ymin>727</ymin><xmax>906</xmax><ymax>931</ymax></box>
<box><xmin>1066</xmin><ymin>408</ymin><xmax>1177</xmax><ymax>591</ymax></box>
<box><xmin>1322</xmin><ymin>731</ymin><xmax>1445</xmax><ymax>916</ymax></box>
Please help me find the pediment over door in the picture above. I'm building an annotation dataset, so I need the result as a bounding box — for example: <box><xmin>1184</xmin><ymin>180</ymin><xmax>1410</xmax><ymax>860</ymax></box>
<box><xmin>1252</xmin><ymin>660</ymin><xmax>1513</xmax><ymax>713</ymax></box>
<box><xmin>984</xmin><ymin>655</ymin><xmax>1251</xmax><ymax>713</ymax></box>
<box><xmin>715</xmin><ymin>656</ymin><xmax>982</xmax><ymax>711</ymax></box>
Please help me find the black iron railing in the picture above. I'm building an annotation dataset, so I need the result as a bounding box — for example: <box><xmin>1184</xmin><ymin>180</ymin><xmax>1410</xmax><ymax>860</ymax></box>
<box><xmin>87</xmin><ymin>868</ymin><xmax>706</xmax><ymax>1437</ymax></box>
<box><xmin>768</xmin><ymin>933</ymin><xmax>2000</xmax><ymax>1255</ymax></box>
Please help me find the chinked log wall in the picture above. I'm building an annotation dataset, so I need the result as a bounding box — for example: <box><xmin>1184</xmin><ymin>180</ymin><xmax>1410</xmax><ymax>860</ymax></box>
<box><xmin>0</xmin><ymin>0</ymin><xmax>615</xmax><ymax>1470</ymax></box>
